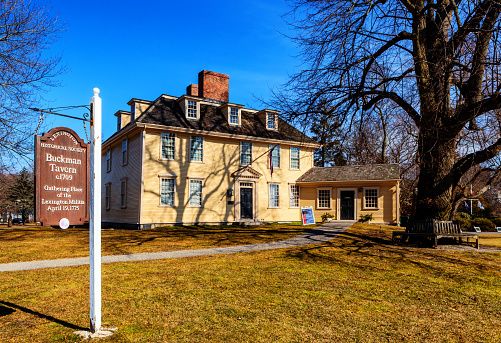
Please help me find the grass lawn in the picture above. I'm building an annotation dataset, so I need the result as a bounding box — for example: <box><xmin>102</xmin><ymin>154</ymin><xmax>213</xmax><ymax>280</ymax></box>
<box><xmin>0</xmin><ymin>223</ymin><xmax>310</xmax><ymax>264</ymax></box>
<box><xmin>1</xmin><ymin>223</ymin><xmax>501</xmax><ymax>342</ymax></box>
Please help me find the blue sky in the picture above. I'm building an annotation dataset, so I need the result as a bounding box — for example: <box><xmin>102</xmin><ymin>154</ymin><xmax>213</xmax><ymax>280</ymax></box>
<box><xmin>41</xmin><ymin>0</ymin><xmax>299</xmax><ymax>141</ymax></box>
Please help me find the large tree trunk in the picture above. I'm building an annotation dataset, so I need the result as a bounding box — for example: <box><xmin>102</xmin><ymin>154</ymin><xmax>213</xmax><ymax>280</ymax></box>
<box><xmin>414</xmin><ymin>125</ymin><xmax>458</xmax><ymax>220</ymax></box>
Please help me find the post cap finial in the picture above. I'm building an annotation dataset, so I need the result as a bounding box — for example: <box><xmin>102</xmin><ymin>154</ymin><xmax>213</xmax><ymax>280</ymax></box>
<box><xmin>93</xmin><ymin>88</ymin><xmax>100</xmax><ymax>96</ymax></box>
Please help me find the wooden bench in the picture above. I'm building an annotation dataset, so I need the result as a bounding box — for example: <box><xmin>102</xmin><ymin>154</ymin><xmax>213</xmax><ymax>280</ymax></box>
<box><xmin>392</xmin><ymin>220</ymin><xmax>479</xmax><ymax>248</ymax></box>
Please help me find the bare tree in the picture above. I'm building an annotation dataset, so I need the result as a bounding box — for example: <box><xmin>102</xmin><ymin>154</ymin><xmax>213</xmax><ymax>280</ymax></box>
<box><xmin>0</xmin><ymin>0</ymin><xmax>64</xmax><ymax>169</ymax></box>
<box><xmin>272</xmin><ymin>0</ymin><xmax>501</xmax><ymax>220</ymax></box>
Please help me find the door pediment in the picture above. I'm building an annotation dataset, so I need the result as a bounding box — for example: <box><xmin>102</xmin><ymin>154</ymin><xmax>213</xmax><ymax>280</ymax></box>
<box><xmin>232</xmin><ymin>166</ymin><xmax>262</xmax><ymax>179</ymax></box>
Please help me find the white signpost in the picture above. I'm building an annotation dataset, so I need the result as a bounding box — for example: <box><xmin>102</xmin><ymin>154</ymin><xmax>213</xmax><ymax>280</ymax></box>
<box><xmin>89</xmin><ymin>88</ymin><xmax>102</xmax><ymax>333</ymax></box>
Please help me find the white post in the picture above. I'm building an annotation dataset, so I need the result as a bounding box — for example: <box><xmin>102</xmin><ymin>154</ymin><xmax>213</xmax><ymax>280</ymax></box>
<box><xmin>89</xmin><ymin>88</ymin><xmax>102</xmax><ymax>333</ymax></box>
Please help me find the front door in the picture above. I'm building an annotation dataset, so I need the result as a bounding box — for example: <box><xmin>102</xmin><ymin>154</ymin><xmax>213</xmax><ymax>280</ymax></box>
<box><xmin>241</xmin><ymin>188</ymin><xmax>253</xmax><ymax>219</ymax></box>
<box><xmin>340</xmin><ymin>190</ymin><xmax>355</xmax><ymax>220</ymax></box>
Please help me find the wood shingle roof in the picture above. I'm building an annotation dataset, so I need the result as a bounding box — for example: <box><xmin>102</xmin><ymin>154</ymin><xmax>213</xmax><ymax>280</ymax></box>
<box><xmin>296</xmin><ymin>164</ymin><xmax>400</xmax><ymax>182</ymax></box>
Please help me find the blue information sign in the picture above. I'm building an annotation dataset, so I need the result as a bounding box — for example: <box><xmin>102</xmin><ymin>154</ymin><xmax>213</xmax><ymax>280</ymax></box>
<box><xmin>301</xmin><ymin>206</ymin><xmax>315</xmax><ymax>225</ymax></box>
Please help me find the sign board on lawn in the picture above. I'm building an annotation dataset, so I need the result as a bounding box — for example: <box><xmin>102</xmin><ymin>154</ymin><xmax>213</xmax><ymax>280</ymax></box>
<box><xmin>301</xmin><ymin>206</ymin><xmax>315</xmax><ymax>225</ymax></box>
<box><xmin>35</xmin><ymin>127</ymin><xmax>89</xmax><ymax>226</ymax></box>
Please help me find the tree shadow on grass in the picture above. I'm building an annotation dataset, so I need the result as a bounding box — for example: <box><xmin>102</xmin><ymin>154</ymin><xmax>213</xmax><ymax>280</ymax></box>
<box><xmin>0</xmin><ymin>301</ymin><xmax>86</xmax><ymax>331</ymax></box>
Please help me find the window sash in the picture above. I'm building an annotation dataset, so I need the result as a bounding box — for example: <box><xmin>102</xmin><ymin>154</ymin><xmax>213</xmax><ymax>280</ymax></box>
<box><xmin>189</xmin><ymin>180</ymin><xmax>203</xmax><ymax>206</ymax></box>
<box><xmin>120</xmin><ymin>180</ymin><xmax>127</xmax><ymax>208</ymax></box>
<box><xmin>289</xmin><ymin>184</ymin><xmax>299</xmax><ymax>207</ymax></box>
<box><xmin>241</xmin><ymin>142</ymin><xmax>252</xmax><ymax>165</ymax></box>
<box><xmin>161</xmin><ymin>133</ymin><xmax>175</xmax><ymax>160</ymax></box>
<box><xmin>267</xmin><ymin>113</ymin><xmax>276</xmax><ymax>129</ymax></box>
<box><xmin>105</xmin><ymin>184</ymin><xmax>111</xmax><ymax>210</ymax></box>
<box><xmin>106</xmin><ymin>149</ymin><xmax>111</xmax><ymax>172</ymax></box>
<box><xmin>122</xmin><ymin>140</ymin><xmax>127</xmax><ymax>165</ymax></box>
<box><xmin>187</xmin><ymin>100</ymin><xmax>197</xmax><ymax>118</ymax></box>
<box><xmin>270</xmin><ymin>145</ymin><xmax>280</xmax><ymax>168</ymax></box>
<box><xmin>364</xmin><ymin>189</ymin><xmax>378</xmax><ymax>208</ymax></box>
<box><xmin>318</xmin><ymin>189</ymin><xmax>331</xmax><ymax>208</ymax></box>
<box><xmin>190</xmin><ymin>136</ymin><xmax>203</xmax><ymax>162</ymax></box>
<box><xmin>290</xmin><ymin>147</ymin><xmax>300</xmax><ymax>169</ymax></box>
<box><xmin>230</xmin><ymin>108</ymin><xmax>239</xmax><ymax>124</ymax></box>
<box><xmin>161</xmin><ymin>178</ymin><xmax>175</xmax><ymax>206</ymax></box>
<box><xmin>269</xmin><ymin>184</ymin><xmax>280</xmax><ymax>207</ymax></box>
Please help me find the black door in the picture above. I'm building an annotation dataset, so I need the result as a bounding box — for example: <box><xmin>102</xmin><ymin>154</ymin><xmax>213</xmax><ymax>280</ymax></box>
<box><xmin>340</xmin><ymin>190</ymin><xmax>355</xmax><ymax>220</ymax></box>
<box><xmin>241</xmin><ymin>188</ymin><xmax>253</xmax><ymax>219</ymax></box>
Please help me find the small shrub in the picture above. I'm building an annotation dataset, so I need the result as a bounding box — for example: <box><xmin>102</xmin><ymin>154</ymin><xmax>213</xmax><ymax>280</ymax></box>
<box><xmin>492</xmin><ymin>218</ymin><xmax>501</xmax><ymax>227</ymax></box>
<box><xmin>321</xmin><ymin>212</ymin><xmax>335</xmax><ymax>222</ymax></box>
<box><xmin>454</xmin><ymin>213</ymin><xmax>472</xmax><ymax>231</ymax></box>
<box><xmin>471</xmin><ymin>217</ymin><xmax>495</xmax><ymax>232</ymax></box>
<box><xmin>457</xmin><ymin>212</ymin><xmax>471</xmax><ymax>220</ymax></box>
<box><xmin>360</xmin><ymin>213</ymin><xmax>374</xmax><ymax>223</ymax></box>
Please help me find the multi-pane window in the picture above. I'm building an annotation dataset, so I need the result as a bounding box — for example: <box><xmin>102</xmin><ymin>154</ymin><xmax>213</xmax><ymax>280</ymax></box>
<box><xmin>160</xmin><ymin>178</ymin><xmax>175</xmax><ymax>206</ymax></box>
<box><xmin>190</xmin><ymin>136</ymin><xmax>203</xmax><ymax>162</ymax></box>
<box><xmin>189</xmin><ymin>179</ymin><xmax>203</xmax><ymax>206</ymax></box>
<box><xmin>270</xmin><ymin>145</ymin><xmax>280</xmax><ymax>168</ymax></box>
<box><xmin>105</xmin><ymin>183</ymin><xmax>111</xmax><ymax>210</ymax></box>
<box><xmin>289</xmin><ymin>184</ymin><xmax>299</xmax><ymax>208</ymax></box>
<box><xmin>269</xmin><ymin>183</ymin><xmax>280</xmax><ymax>208</ymax></box>
<box><xmin>120</xmin><ymin>179</ymin><xmax>127</xmax><ymax>208</ymax></box>
<box><xmin>230</xmin><ymin>108</ymin><xmax>239</xmax><ymax>125</ymax></box>
<box><xmin>267</xmin><ymin>113</ymin><xmax>277</xmax><ymax>130</ymax></box>
<box><xmin>290</xmin><ymin>147</ymin><xmax>300</xmax><ymax>169</ymax></box>
<box><xmin>364</xmin><ymin>188</ymin><xmax>378</xmax><ymax>208</ymax></box>
<box><xmin>122</xmin><ymin>139</ymin><xmax>128</xmax><ymax>165</ymax></box>
<box><xmin>106</xmin><ymin>149</ymin><xmax>111</xmax><ymax>172</ymax></box>
<box><xmin>187</xmin><ymin>100</ymin><xmax>197</xmax><ymax>119</ymax></box>
<box><xmin>241</xmin><ymin>142</ymin><xmax>252</xmax><ymax>165</ymax></box>
<box><xmin>318</xmin><ymin>189</ymin><xmax>331</xmax><ymax>208</ymax></box>
<box><xmin>161</xmin><ymin>133</ymin><xmax>175</xmax><ymax>160</ymax></box>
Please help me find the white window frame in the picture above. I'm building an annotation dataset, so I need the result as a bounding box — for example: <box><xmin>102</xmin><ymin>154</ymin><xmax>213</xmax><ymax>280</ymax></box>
<box><xmin>106</xmin><ymin>149</ymin><xmax>112</xmax><ymax>172</ymax></box>
<box><xmin>289</xmin><ymin>184</ymin><xmax>300</xmax><ymax>208</ymax></box>
<box><xmin>120</xmin><ymin>179</ymin><xmax>127</xmax><ymax>208</ymax></box>
<box><xmin>186</xmin><ymin>99</ymin><xmax>199</xmax><ymax>120</ymax></box>
<box><xmin>317</xmin><ymin>188</ymin><xmax>332</xmax><ymax>209</ymax></box>
<box><xmin>268</xmin><ymin>183</ymin><xmax>280</xmax><ymax>208</ymax></box>
<box><xmin>240</xmin><ymin>142</ymin><xmax>252</xmax><ymax>166</ymax></box>
<box><xmin>159</xmin><ymin>176</ymin><xmax>176</xmax><ymax>207</ymax></box>
<box><xmin>363</xmin><ymin>187</ymin><xmax>380</xmax><ymax>210</ymax></box>
<box><xmin>290</xmin><ymin>147</ymin><xmax>300</xmax><ymax>170</ymax></box>
<box><xmin>122</xmin><ymin>139</ymin><xmax>128</xmax><ymax>166</ymax></box>
<box><xmin>229</xmin><ymin>107</ymin><xmax>240</xmax><ymax>125</ymax></box>
<box><xmin>190</xmin><ymin>136</ymin><xmax>204</xmax><ymax>162</ymax></box>
<box><xmin>267</xmin><ymin>113</ymin><xmax>277</xmax><ymax>130</ymax></box>
<box><xmin>161</xmin><ymin>132</ymin><xmax>176</xmax><ymax>160</ymax></box>
<box><xmin>188</xmin><ymin>178</ymin><xmax>204</xmax><ymax>207</ymax></box>
<box><xmin>105</xmin><ymin>183</ymin><xmax>111</xmax><ymax>210</ymax></box>
<box><xmin>270</xmin><ymin>145</ymin><xmax>280</xmax><ymax>169</ymax></box>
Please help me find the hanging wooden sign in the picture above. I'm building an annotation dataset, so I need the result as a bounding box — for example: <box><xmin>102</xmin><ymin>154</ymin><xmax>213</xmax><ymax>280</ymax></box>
<box><xmin>35</xmin><ymin>127</ymin><xmax>89</xmax><ymax>226</ymax></box>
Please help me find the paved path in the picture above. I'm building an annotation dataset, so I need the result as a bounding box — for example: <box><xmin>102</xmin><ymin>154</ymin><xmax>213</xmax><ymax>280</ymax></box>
<box><xmin>0</xmin><ymin>221</ymin><xmax>356</xmax><ymax>273</ymax></box>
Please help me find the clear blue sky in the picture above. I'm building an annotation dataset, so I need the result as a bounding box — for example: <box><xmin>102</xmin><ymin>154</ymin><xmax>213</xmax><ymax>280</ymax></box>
<box><xmin>41</xmin><ymin>0</ymin><xmax>299</xmax><ymax>141</ymax></box>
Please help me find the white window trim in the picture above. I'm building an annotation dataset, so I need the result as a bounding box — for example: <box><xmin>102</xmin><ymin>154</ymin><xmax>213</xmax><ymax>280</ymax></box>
<box><xmin>289</xmin><ymin>183</ymin><xmax>300</xmax><ymax>208</ymax></box>
<box><xmin>122</xmin><ymin>139</ymin><xmax>128</xmax><ymax>166</ymax></box>
<box><xmin>317</xmin><ymin>187</ymin><xmax>333</xmax><ymax>210</ymax></box>
<box><xmin>362</xmin><ymin>187</ymin><xmax>380</xmax><ymax>210</ymax></box>
<box><xmin>268</xmin><ymin>182</ymin><xmax>281</xmax><ymax>209</ymax></box>
<box><xmin>185</xmin><ymin>99</ymin><xmax>200</xmax><ymax>120</ymax></box>
<box><xmin>240</xmin><ymin>141</ymin><xmax>252</xmax><ymax>166</ymax></box>
<box><xmin>160</xmin><ymin>132</ymin><xmax>176</xmax><ymax>160</ymax></box>
<box><xmin>290</xmin><ymin>147</ymin><xmax>300</xmax><ymax>170</ymax></box>
<box><xmin>105</xmin><ymin>183</ymin><xmax>111</xmax><ymax>210</ymax></box>
<box><xmin>120</xmin><ymin>178</ymin><xmax>127</xmax><ymax>209</ymax></box>
<box><xmin>187</xmin><ymin>177</ymin><xmax>204</xmax><ymax>207</ymax></box>
<box><xmin>269</xmin><ymin>145</ymin><xmax>281</xmax><ymax>170</ymax></box>
<box><xmin>106</xmin><ymin>149</ymin><xmax>112</xmax><ymax>172</ymax></box>
<box><xmin>159</xmin><ymin>175</ymin><xmax>177</xmax><ymax>207</ymax></box>
<box><xmin>190</xmin><ymin>136</ymin><xmax>204</xmax><ymax>163</ymax></box>
<box><xmin>229</xmin><ymin>107</ymin><xmax>241</xmax><ymax>126</ymax></box>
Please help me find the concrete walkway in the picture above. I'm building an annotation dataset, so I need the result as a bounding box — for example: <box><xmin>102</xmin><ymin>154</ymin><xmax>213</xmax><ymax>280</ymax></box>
<box><xmin>0</xmin><ymin>220</ymin><xmax>356</xmax><ymax>273</ymax></box>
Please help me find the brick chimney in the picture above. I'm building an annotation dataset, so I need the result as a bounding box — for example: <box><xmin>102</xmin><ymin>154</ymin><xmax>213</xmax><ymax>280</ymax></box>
<box><xmin>186</xmin><ymin>84</ymin><xmax>199</xmax><ymax>96</ymax></box>
<box><xmin>198</xmin><ymin>70</ymin><xmax>229</xmax><ymax>102</ymax></box>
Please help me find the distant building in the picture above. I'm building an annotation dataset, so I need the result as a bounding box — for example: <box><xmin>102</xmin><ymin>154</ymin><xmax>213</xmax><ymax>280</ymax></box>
<box><xmin>101</xmin><ymin>70</ymin><xmax>400</xmax><ymax>228</ymax></box>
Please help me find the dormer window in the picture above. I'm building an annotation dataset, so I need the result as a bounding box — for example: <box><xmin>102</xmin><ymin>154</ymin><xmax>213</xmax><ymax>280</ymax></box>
<box><xmin>229</xmin><ymin>107</ymin><xmax>240</xmax><ymax>125</ymax></box>
<box><xmin>130</xmin><ymin>105</ymin><xmax>136</xmax><ymax>121</ymax></box>
<box><xmin>187</xmin><ymin>100</ymin><xmax>198</xmax><ymax>119</ymax></box>
<box><xmin>267</xmin><ymin>113</ymin><xmax>277</xmax><ymax>130</ymax></box>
